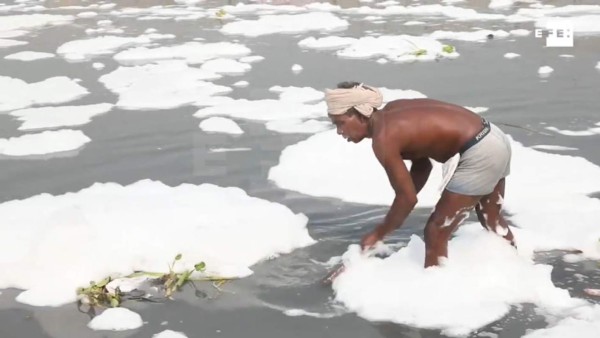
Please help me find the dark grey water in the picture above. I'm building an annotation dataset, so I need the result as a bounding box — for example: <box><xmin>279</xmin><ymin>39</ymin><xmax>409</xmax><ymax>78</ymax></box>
<box><xmin>1</xmin><ymin>0</ymin><xmax>600</xmax><ymax>337</ymax></box>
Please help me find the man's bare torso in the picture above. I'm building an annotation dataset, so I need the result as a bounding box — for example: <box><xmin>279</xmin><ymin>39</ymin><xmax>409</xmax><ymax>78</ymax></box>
<box><xmin>371</xmin><ymin>98</ymin><xmax>485</xmax><ymax>163</ymax></box>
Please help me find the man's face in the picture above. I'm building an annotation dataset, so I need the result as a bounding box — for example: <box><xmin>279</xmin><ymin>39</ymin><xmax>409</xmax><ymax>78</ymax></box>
<box><xmin>329</xmin><ymin>113</ymin><xmax>366</xmax><ymax>143</ymax></box>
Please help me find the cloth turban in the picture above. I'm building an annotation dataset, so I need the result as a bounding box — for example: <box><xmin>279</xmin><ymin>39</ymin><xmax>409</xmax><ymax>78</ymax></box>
<box><xmin>325</xmin><ymin>83</ymin><xmax>383</xmax><ymax>118</ymax></box>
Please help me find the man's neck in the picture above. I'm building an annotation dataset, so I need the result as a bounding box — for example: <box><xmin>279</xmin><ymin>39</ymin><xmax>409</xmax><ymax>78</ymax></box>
<box><xmin>367</xmin><ymin>111</ymin><xmax>377</xmax><ymax>138</ymax></box>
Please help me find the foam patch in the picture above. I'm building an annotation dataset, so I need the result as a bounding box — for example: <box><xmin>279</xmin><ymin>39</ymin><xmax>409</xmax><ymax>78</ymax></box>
<box><xmin>10</xmin><ymin>103</ymin><xmax>113</xmax><ymax>131</ymax></box>
<box><xmin>114</xmin><ymin>42</ymin><xmax>251</xmax><ymax>65</ymax></box>
<box><xmin>220</xmin><ymin>12</ymin><xmax>348</xmax><ymax>37</ymax></box>
<box><xmin>0</xmin><ymin>76</ymin><xmax>88</xmax><ymax>112</ymax></box>
<box><xmin>0</xmin><ymin>180</ymin><xmax>314</xmax><ymax>306</ymax></box>
<box><xmin>99</xmin><ymin>61</ymin><xmax>230</xmax><ymax>110</ymax></box>
<box><xmin>0</xmin><ymin>129</ymin><xmax>90</xmax><ymax>156</ymax></box>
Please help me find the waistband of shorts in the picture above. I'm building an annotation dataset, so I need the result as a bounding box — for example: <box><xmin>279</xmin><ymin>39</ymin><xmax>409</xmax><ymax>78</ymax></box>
<box><xmin>459</xmin><ymin>118</ymin><xmax>491</xmax><ymax>155</ymax></box>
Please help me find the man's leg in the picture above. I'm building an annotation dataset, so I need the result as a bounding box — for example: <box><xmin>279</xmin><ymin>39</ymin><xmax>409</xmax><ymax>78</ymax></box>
<box><xmin>424</xmin><ymin>190</ymin><xmax>481</xmax><ymax>267</ymax></box>
<box><xmin>474</xmin><ymin>178</ymin><xmax>515</xmax><ymax>245</ymax></box>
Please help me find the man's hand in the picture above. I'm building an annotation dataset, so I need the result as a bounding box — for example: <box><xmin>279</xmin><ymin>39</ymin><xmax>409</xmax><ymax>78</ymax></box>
<box><xmin>360</xmin><ymin>228</ymin><xmax>385</xmax><ymax>251</ymax></box>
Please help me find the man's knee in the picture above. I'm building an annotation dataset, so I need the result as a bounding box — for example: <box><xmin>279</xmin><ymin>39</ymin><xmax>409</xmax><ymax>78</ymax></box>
<box><xmin>424</xmin><ymin>213</ymin><xmax>453</xmax><ymax>240</ymax></box>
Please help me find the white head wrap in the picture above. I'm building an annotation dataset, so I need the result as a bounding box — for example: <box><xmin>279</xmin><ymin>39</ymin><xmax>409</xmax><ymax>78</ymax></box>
<box><xmin>325</xmin><ymin>83</ymin><xmax>383</xmax><ymax>118</ymax></box>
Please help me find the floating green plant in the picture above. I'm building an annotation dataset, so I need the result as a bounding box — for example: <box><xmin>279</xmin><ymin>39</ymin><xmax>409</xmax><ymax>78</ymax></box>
<box><xmin>442</xmin><ymin>45</ymin><xmax>455</xmax><ymax>54</ymax></box>
<box><xmin>215</xmin><ymin>9</ymin><xmax>227</xmax><ymax>18</ymax></box>
<box><xmin>413</xmin><ymin>49</ymin><xmax>427</xmax><ymax>56</ymax></box>
<box><xmin>76</xmin><ymin>254</ymin><xmax>226</xmax><ymax>311</ymax></box>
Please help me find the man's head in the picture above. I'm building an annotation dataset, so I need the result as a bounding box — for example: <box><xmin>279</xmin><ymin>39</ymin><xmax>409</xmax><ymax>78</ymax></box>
<box><xmin>325</xmin><ymin>81</ymin><xmax>382</xmax><ymax>143</ymax></box>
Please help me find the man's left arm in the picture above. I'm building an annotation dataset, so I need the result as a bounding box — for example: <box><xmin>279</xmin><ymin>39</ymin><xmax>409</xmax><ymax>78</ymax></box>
<box><xmin>410</xmin><ymin>158</ymin><xmax>432</xmax><ymax>194</ymax></box>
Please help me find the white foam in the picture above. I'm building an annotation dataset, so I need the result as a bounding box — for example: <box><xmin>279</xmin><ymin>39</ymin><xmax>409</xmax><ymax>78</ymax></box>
<box><xmin>0</xmin><ymin>76</ymin><xmax>89</xmax><ymax>112</ymax></box>
<box><xmin>220</xmin><ymin>12</ymin><xmax>348</xmax><ymax>37</ymax></box>
<box><xmin>538</xmin><ymin>66</ymin><xmax>553</xmax><ymax>75</ymax></box>
<box><xmin>153</xmin><ymin>330</ymin><xmax>188</xmax><ymax>338</ymax></box>
<box><xmin>200</xmin><ymin>58</ymin><xmax>251</xmax><ymax>76</ymax></box>
<box><xmin>10</xmin><ymin>104</ymin><xmax>113</xmax><ymax>131</ymax></box>
<box><xmin>0</xmin><ymin>129</ymin><xmax>90</xmax><ymax>156</ymax></box>
<box><xmin>504</xmin><ymin>52</ymin><xmax>520</xmax><ymax>59</ymax></box>
<box><xmin>92</xmin><ymin>62</ymin><xmax>105</xmax><ymax>70</ymax></box>
<box><xmin>114</xmin><ymin>41</ymin><xmax>251</xmax><ymax>66</ymax></box>
<box><xmin>0</xmin><ymin>14</ymin><xmax>74</xmax><ymax>33</ymax></box>
<box><xmin>404</xmin><ymin>21</ymin><xmax>425</xmax><ymax>25</ymax></box>
<box><xmin>209</xmin><ymin>147</ymin><xmax>251</xmax><ymax>153</ymax></box>
<box><xmin>559</xmin><ymin>54</ymin><xmax>574</xmax><ymax>58</ymax></box>
<box><xmin>87</xmin><ymin>308</ymin><xmax>143</xmax><ymax>331</ymax></box>
<box><xmin>430</xmin><ymin>30</ymin><xmax>509</xmax><ymax>42</ymax></box>
<box><xmin>0</xmin><ymin>30</ymin><xmax>28</xmax><ymax>38</ymax></box>
<box><xmin>219</xmin><ymin>3</ymin><xmax>307</xmax><ymax>15</ymax></box>
<box><xmin>530</xmin><ymin>145</ymin><xmax>577</xmax><ymax>151</ymax></box>
<box><xmin>77</xmin><ymin>11</ymin><xmax>98</xmax><ymax>18</ymax></box>
<box><xmin>283</xmin><ymin>309</ymin><xmax>338</xmax><ymax>318</ymax></box>
<box><xmin>510</xmin><ymin>29</ymin><xmax>531</xmax><ymax>36</ymax></box>
<box><xmin>303</xmin><ymin>35</ymin><xmax>458</xmax><ymax>63</ymax></box>
<box><xmin>363</xmin><ymin>15</ymin><xmax>383</xmax><ymax>21</ymax></box>
<box><xmin>342</xmin><ymin>4</ymin><xmax>506</xmax><ymax>21</ymax></box>
<box><xmin>0</xmin><ymin>180</ymin><xmax>314</xmax><ymax>306</ymax></box>
<box><xmin>562</xmin><ymin>254</ymin><xmax>585</xmax><ymax>263</ymax></box>
<box><xmin>4</xmin><ymin>51</ymin><xmax>55</xmax><ymax>61</ymax></box>
<box><xmin>0</xmin><ymin>38</ymin><xmax>27</xmax><ymax>47</ymax></box>
<box><xmin>545</xmin><ymin>126</ymin><xmax>600</xmax><ymax>136</ymax></box>
<box><xmin>596</xmin><ymin>61</ymin><xmax>600</xmax><ymax>70</ymax></box>
<box><xmin>517</xmin><ymin>5</ymin><xmax>600</xmax><ymax>18</ymax></box>
<box><xmin>333</xmin><ymin>229</ymin><xmax>592</xmax><ymax>337</ymax></box>
<box><xmin>523</xmin><ymin>305</ymin><xmax>600</xmax><ymax>338</ymax></box>
<box><xmin>489</xmin><ymin>0</ymin><xmax>516</xmax><ymax>9</ymax></box>
<box><xmin>199</xmin><ymin>117</ymin><xmax>243</xmax><ymax>134</ymax></box>
<box><xmin>535</xmin><ymin>15</ymin><xmax>600</xmax><ymax>35</ymax></box>
<box><xmin>298</xmin><ymin>36</ymin><xmax>356</xmax><ymax>50</ymax></box>
<box><xmin>99</xmin><ymin>61</ymin><xmax>230</xmax><ymax>110</ymax></box>
<box><xmin>269</xmin><ymin>86</ymin><xmax>323</xmax><ymax>103</ymax></box>
<box><xmin>239</xmin><ymin>55</ymin><xmax>264</xmax><ymax>63</ymax></box>
<box><xmin>97</xmin><ymin>19</ymin><xmax>112</xmax><ymax>26</ymax></box>
<box><xmin>233</xmin><ymin>80</ymin><xmax>249</xmax><ymax>88</ymax></box>
<box><xmin>377</xmin><ymin>0</ymin><xmax>400</xmax><ymax>6</ymax></box>
<box><xmin>266</xmin><ymin>119</ymin><xmax>331</xmax><ymax>134</ymax></box>
<box><xmin>57</xmin><ymin>35</ymin><xmax>154</xmax><ymax>61</ymax></box>
<box><xmin>465</xmin><ymin>106</ymin><xmax>489</xmax><ymax>114</ymax></box>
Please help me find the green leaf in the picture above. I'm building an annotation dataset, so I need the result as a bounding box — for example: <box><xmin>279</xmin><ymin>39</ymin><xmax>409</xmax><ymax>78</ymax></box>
<box><xmin>413</xmin><ymin>49</ymin><xmax>427</xmax><ymax>56</ymax></box>
<box><xmin>194</xmin><ymin>262</ymin><xmax>206</xmax><ymax>271</ymax></box>
<box><xmin>442</xmin><ymin>45</ymin><xmax>455</xmax><ymax>54</ymax></box>
<box><xmin>175</xmin><ymin>253</ymin><xmax>182</xmax><ymax>261</ymax></box>
<box><xmin>176</xmin><ymin>273</ymin><xmax>189</xmax><ymax>288</ymax></box>
<box><xmin>96</xmin><ymin>277</ymin><xmax>111</xmax><ymax>288</ymax></box>
<box><xmin>110</xmin><ymin>297</ymin><xmax>119</xmax><ymax>308</ymax></box>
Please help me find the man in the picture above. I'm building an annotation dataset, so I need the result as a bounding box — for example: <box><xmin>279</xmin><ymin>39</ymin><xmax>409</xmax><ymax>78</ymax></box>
<box><xmin>325</xmin><ymin>81</ymin><xmax>515</xmax><ymax>268</ymax></box>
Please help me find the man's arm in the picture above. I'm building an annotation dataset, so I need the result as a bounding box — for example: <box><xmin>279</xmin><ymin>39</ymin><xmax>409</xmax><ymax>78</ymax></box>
<box><xmin>369</xmin><ymin>138</ymin><xmax>418</xmax><ymax>240</ymax></box>
<box><xmin>410</xmin><ymin>158</ymin><xmax>432</xmax><ymax>194</ymax></box>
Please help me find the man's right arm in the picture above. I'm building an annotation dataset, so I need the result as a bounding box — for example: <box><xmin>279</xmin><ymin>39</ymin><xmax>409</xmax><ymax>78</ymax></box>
<box><xmin>369</xmin><ymin>136</ymin><xmax>418</xmax><ymax>239</ymax></box>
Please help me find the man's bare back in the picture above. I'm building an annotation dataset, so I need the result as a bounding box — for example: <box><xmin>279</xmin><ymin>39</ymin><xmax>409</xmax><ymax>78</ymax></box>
<box><xmin>370</xmin><ymin>98</ymin><xmax>485</xmax><ymax>163</ymax></box>
<box><xmin>325</xmin><ymin>82</ymin><xmax>515</xmax><ymax>269</ymax></box>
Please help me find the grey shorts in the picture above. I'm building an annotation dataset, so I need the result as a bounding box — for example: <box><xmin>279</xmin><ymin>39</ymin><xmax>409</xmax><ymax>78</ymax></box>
<box><xmin>446</xmin><ymin>123</ymin><xmax>512</xmax><ymax>196</ymax></box>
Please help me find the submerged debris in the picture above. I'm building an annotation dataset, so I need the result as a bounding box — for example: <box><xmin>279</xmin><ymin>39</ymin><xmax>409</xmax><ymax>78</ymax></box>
<box><xmin>76</xmin><ymin>254</ymin><xmax>230</xmax><ymax>316</ymax></box>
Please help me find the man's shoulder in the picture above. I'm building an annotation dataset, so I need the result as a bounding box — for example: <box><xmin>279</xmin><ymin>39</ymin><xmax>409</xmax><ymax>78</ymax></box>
<box><xmin>383</xmin><ymin>98</ymin><xmax>444</xmax><ymax>112</ymax></box>
<box><xmin>371</xmin><ymin>114</ymin><xmax>406</xmax><ymax>151</ymax></box>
